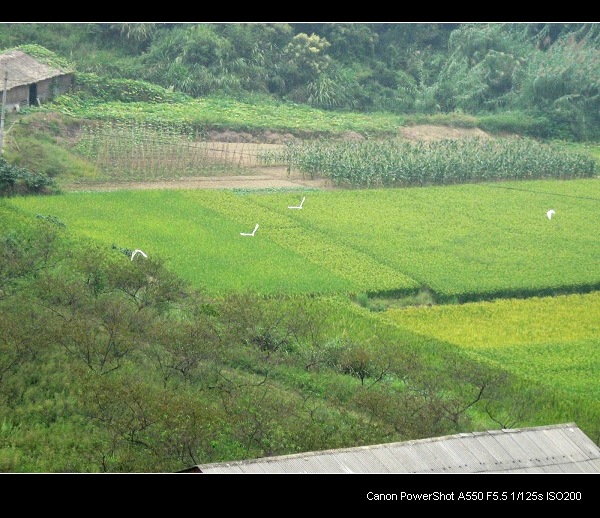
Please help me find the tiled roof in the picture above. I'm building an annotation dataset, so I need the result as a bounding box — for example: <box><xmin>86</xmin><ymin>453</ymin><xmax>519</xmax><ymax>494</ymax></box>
<box><xmin>0</xmin><ymin>50</ymin><xmax>69</xmax><ymax>90</ymax></box>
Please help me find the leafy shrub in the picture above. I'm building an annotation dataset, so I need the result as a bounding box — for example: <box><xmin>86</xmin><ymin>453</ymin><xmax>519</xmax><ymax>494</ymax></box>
<box><xmin>0</xmin><ymin>158</ymin><xmax>58</xmax><ymax>196</ymax></box>
<box><xmin>477</xmin><ymin>112</ymin><xmax>554</xmax><ymax>138</ymax></box>
<box><xmin>72</xmin><ymin>72</ymin><xmax>190</xmax><ymax>104</ymax></box>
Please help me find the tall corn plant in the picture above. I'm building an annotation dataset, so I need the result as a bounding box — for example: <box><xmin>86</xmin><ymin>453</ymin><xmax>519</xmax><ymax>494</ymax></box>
<box><xmin>261</xmin><ymin>137</ymin><xmax>597</xmax><ymax>188</ymax></box>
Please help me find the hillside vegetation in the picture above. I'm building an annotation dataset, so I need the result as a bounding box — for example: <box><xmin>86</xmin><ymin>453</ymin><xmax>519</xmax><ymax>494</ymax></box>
<box><xmin>2</xmin><ymin>23</ymin><xmax>600</xmax><ymax>139</ymax></box>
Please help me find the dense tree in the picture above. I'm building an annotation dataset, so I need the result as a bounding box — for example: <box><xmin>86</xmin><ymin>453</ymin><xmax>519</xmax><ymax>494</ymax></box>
<box><xmin>515</xmin><ymin>30</ymin><xmax>600</xmax><ymax>139</ymax></box>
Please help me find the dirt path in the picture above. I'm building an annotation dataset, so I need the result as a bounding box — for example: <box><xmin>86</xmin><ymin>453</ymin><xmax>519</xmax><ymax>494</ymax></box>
<box><xmin>398</xmin><ymin>124</ymin><xmax>490</xmax><ymax>142</ymax></box>
<box><xmin>61</xmin><ymin>167</ymin><xmax>332</xmax><ymax>192</ymax></box>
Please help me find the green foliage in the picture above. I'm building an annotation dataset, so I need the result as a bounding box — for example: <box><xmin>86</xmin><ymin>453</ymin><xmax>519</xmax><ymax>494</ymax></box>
<box><xmin>42</xmin><ymin>90</ymin><xmax>593</xmax><ymax>154</ymax></box>
<box><xmin>47</xmin><ymin>92</ymin><xmax>404</xmax><ymax>137</ymax></box>
<box><xmin>11</xmin><ymin>43</ymin><xmax>74</xmax><ymax>72</ymax></box>
<box><xmin>476</xmin><ymin>111</ymin><xmax>554</xmax><ymax>138</ymax></box>
<box><xmin>304</xmin><ymin>70</ymin><xmax>356</xmax><ymax>109</ymax></box>
<box><xmin>140</xmin><ymin>24</ymin><xmax>290</xmax><ymax>98</ymax></box>
<box><xmin>2</xmin><ymin>113</ymin><xmax>100</xmax><ymax>183</ymax></box>
<box><xmin>0</xmin><ymin>157</ymin><xmax>58</xmax><ymax>196</ymax></box>
<box><xmin>283</xmin><ymin>33</ymin><xmax>331</xmax><ymax>86</ymax></box>
<box><xmin>433</xmin><ymin>24</ymin><xmax>529</xmax><ymax>112</ymax></box>
<box><xmin>35</xmin><ymin>214</ymin><xmax>66</xmax><ymax>227</ymax></box>
<box><xmin>325</xmin><ymin>24</ymin><xmax>378</xmax><ymax>62</ymax></box>
<box><xmin>109</xmin><ymin>23</ymin><xmax>158</xmax><ymax>46</ymax></box>
<box><xmin>354</xmin><ymin>288</ymin><xmax>437</xmax><ymax>312</ymax></box>
<box><xmin>72</xmin><ymin>72</ymin><xmax>190</xmax><ymax>104</ymax></box>
<box><xmin>2</xmin><ymin>23</ymin><xmax>600</xmax><ymax>472</ymax></box>
<box><xmin>515</xmin><ymin>33</ymin><xmax>600</xmax><ymax>140</ymax></box>
<box><xmin>555</xmin><ymin>141</ymin><xmax>600</xmax><ymax>166</ymax></box>
<box><xmin>2</xmin><ymin>23</ymin><xmax>600</xmax><ymax>138</ymax></box>
<box><xmin>421</xmin><ymin>23</ymin><xmax>600</xmax><ymax>139</ymax></box>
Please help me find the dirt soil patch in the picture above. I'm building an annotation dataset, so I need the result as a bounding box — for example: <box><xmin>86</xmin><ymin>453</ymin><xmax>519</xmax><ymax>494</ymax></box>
<box><xmin>399</xmin><ymin>124</ymin><xmax>490</xmax><ymax>142</ymax></box>
<box><xmin>63</xmin><ymin>167</ymin><xmax>332</xmax><ymax>192</ymax></box>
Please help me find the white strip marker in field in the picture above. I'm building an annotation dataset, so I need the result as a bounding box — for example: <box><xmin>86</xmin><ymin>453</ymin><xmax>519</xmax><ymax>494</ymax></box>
<box><xmin>240</xmin><ymin>223</ymin><xmax>259</xmax><ymax>236</ymax></box>
<box><xmin>288</xmin><ymin>196</ymin><xmax>305</xmax><ymax>209</ymax></box>
<box><xmin>131</xmin><ymin>249</ymin><xmax>148</xmax><ymax>260</ymax></box>
<box><xmin>546</xmin><ymin>209</ymin><xmax>556</xmax><ymax>220</ymax></box>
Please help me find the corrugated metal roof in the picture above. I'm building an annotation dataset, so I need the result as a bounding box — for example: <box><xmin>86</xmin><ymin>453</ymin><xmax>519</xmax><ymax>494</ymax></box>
<box><xmin>0</xmin><ymin>50</ymin><xmax>68</xmax><ymax>90</ymax></box>
<box><xmin>194</xmin><ymin>423</ymin><xmax>600</xmax><ymax>474</ymax></box>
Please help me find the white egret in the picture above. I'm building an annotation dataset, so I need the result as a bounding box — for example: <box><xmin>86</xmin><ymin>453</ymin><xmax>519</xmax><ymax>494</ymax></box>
<box><xmin>288</xmin><ymin>196</ymin><xmax>305</xmax><ymax>209</ymax></box>
<box><xmin>240</xmin><ymin>223</ymin><xmax>259</xmax><ymax>236</ymax></box>
<box><xmin>131</xmin><ymin>249</ymin><xmax>148</xmax><ymax>261</ymax></box>
<box><xmin>547</xmin><ymin>209</ymin><xmax>556</xmax><ymax>220</ymax></box>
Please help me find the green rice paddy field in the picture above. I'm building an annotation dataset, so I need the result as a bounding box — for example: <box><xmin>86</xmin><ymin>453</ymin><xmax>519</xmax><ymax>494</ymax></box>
<box><xmin>384</xmin><ymin>292</ymin><xmax>600</xmax><ymax>400</ymax></box>
<box><xmin>8</xmin><ymin>178</ymin><xmax>600</xmax><ymax>299</ymax></box>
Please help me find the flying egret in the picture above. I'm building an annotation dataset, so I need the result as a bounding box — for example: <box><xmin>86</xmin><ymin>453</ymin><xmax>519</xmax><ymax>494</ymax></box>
<box><xmin>288</xmin><ymin>196</ymin><xmax>306</xmax><ymax>209</ymax></box>
<box><xmin>131</xmin><ymin>249</ymin><xmax>148</xmax><ymax>261</ymax></box>
<box><xmin>240</xmin><ymin>223</ymin><xmax>259</xmax><ymax>236</ymax></box>
<box><xmin>547</xmin><ymin>209</ymin><xmax>556</xmax><ymax>220</ymax></box>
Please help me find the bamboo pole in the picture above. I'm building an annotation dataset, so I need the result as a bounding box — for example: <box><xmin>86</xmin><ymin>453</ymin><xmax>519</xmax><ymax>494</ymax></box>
<box><xmin>0</xmin><ymin>71</ymin><xmax>8</xmax><ymax>155</ymax></box>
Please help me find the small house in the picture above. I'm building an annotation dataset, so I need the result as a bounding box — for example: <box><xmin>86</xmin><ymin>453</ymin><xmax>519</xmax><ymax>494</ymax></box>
<box><xmin>0</xmin><ymin>49</ymin><xmax>74</xmax><ymax>113</ymax></box>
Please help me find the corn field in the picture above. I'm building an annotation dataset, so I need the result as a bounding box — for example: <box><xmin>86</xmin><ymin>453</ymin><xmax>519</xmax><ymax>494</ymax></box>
<box><xmin>76</xmin><ymin>121</ymin><xmax>270</xmax><ymax>181</ymax></box>
<box><xmin>260</xmin><ymin>137</ymin><xmax>598</xmax><ymax>188</ymax></box>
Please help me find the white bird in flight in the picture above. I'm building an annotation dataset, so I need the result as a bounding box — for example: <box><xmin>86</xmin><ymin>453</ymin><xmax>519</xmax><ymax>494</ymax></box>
<box><xmin>131</xmin><ymin>249</ymin><xmax>148</xmax><ymax>261</ymax></box>
<box><xmin>240</xmin><ymin>223</ymin><xmax>259</xmax><ymax>236</ymax></box>
<box><xmin>546</xmin><ymin>209</ymin><xmax>556</xmax><ymax>220</ymax></box>
<box><xmin>288</xmin><ymin>196</ymin><xmax>306</xmax><ymax>209</ymax></box>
